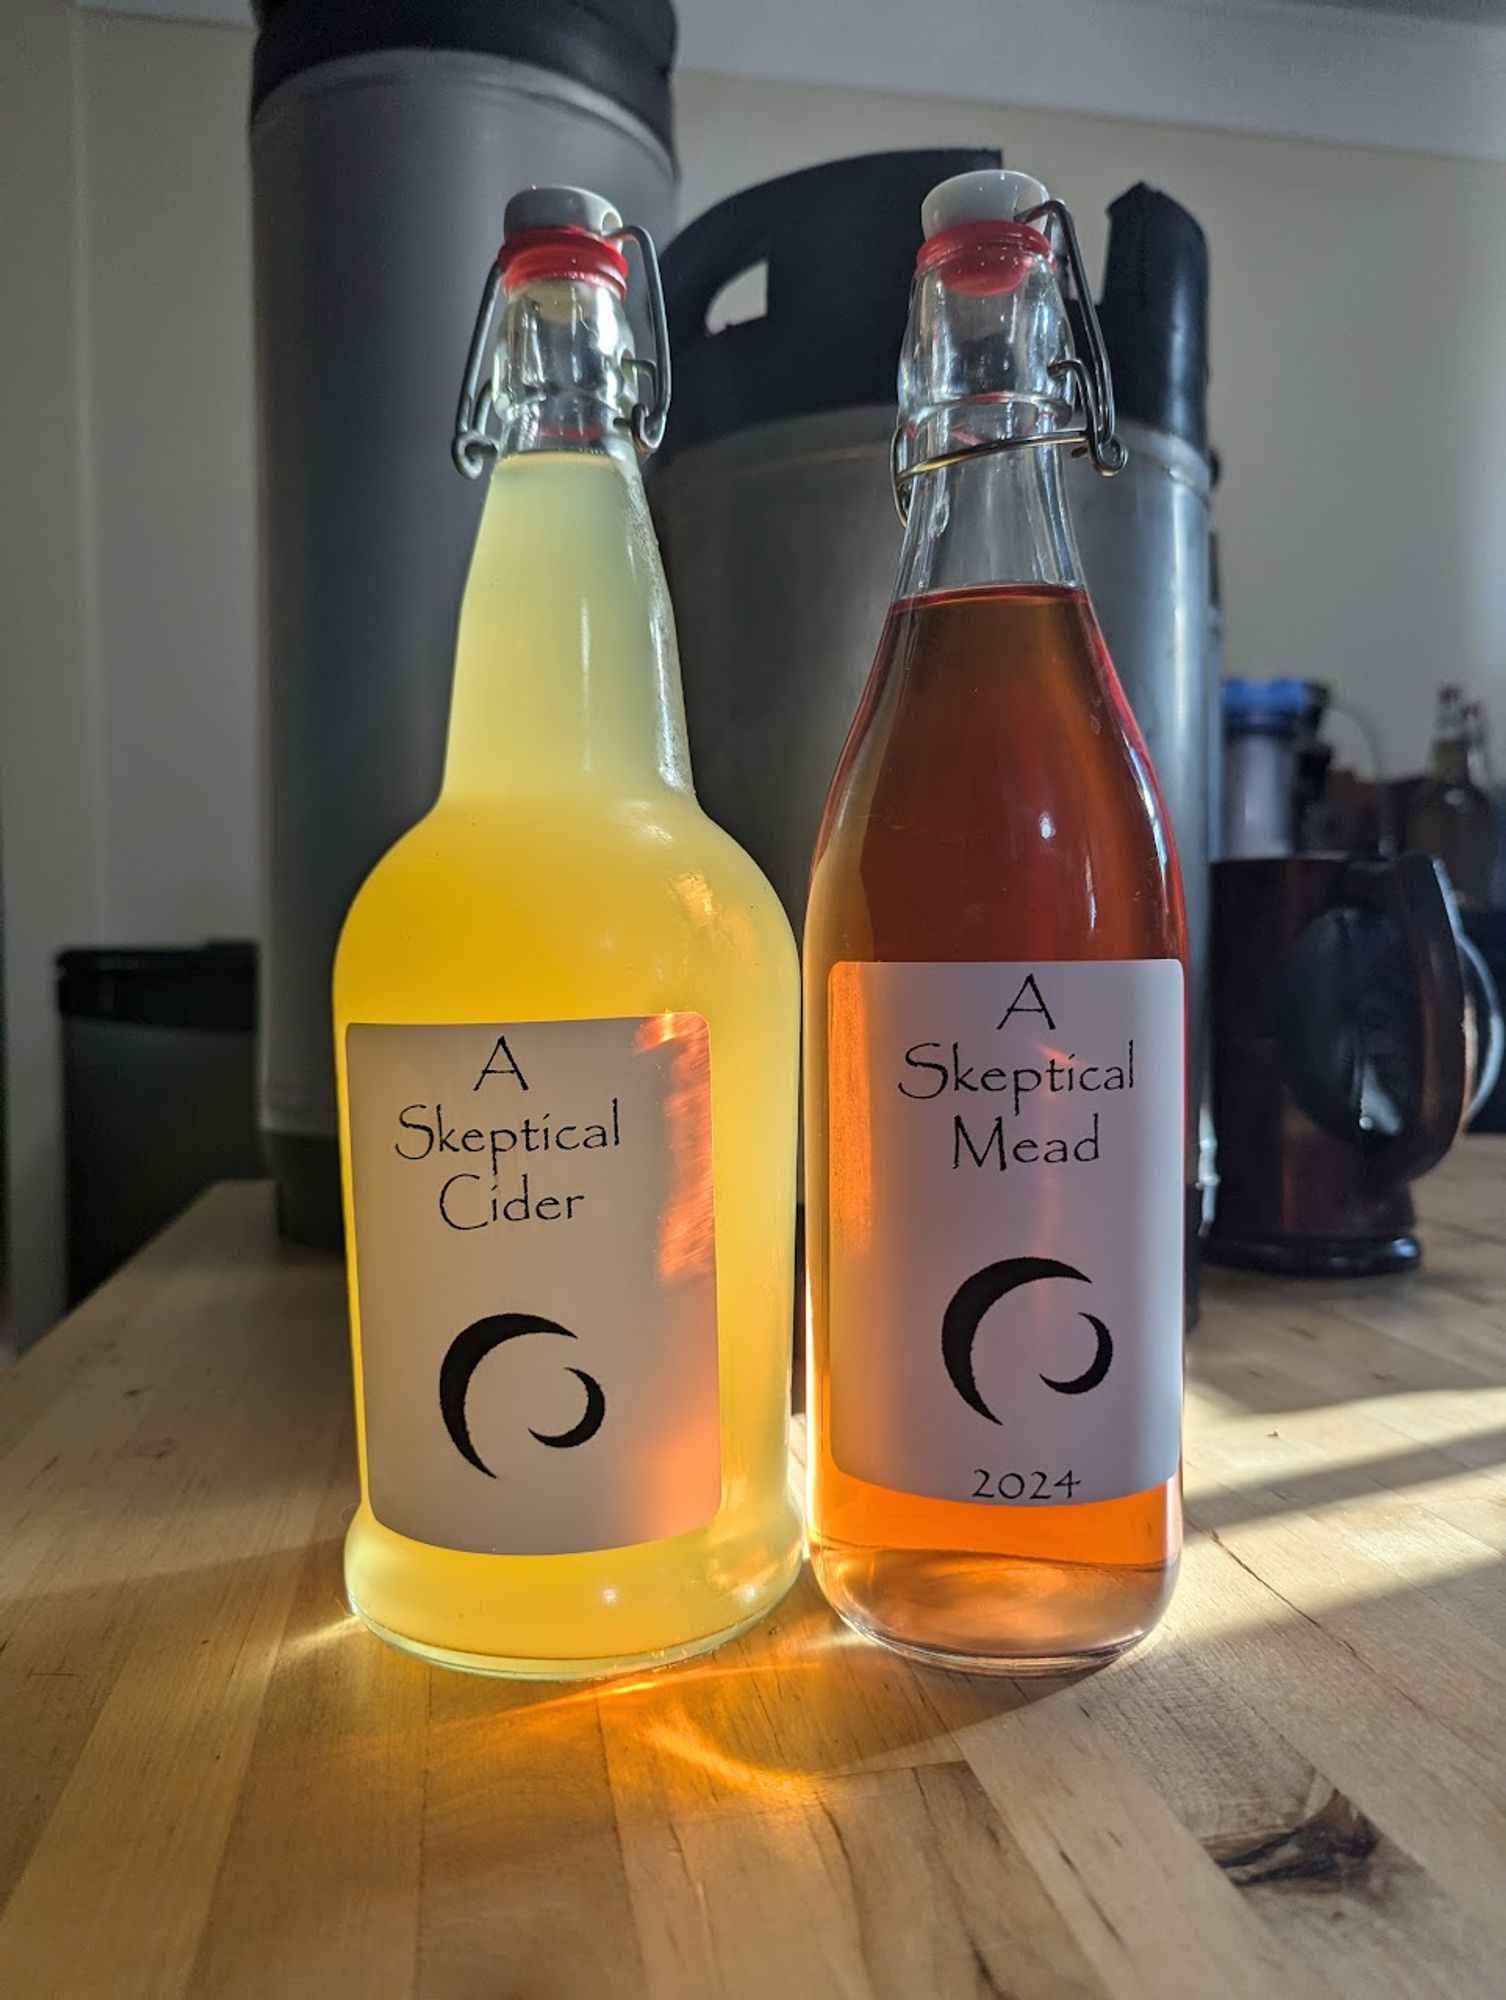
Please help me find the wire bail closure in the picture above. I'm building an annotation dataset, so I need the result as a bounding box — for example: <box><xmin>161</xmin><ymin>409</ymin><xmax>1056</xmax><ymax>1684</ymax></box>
<box><xmin>451</xmin><ymin>221</ymin><xmax>673</xmax><ymax>480</ymax></box>
<box><xmin>891</xmin><ymin>196</ymin><xmax>1126</xmax><ymax>522</ymax></box>
<box><xmin>453</xmin><ymin>264</ymin><xmax>505</xmax><ymax>479</ymax></box>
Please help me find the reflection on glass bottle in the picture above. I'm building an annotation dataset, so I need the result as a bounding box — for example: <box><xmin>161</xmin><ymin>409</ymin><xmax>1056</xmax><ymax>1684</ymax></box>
<box><xmin>1406</xmin><ymin>685</ymin><xmax>1493</xmax><ymax>909</ymax></box>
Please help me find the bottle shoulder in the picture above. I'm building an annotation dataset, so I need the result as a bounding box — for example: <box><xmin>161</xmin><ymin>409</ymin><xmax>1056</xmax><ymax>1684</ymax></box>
<box><xmin>818</xmin><ymin>694</ymin><xmax>1176</xmax><ymax>871</ymax></box>
<box><xmin>808</xmin><ymin>633</ymin><xmax>1184</xmax><ymax>963</ymax></box>
<box><xmin>336</xmin><ymin>792</ymin><xmax>796</xmax><ymax>998</ymax></box>
<box><xmin>349</xmin><ymin>792</ymin><xmax>785</xmax><ymax>900</ymax></box>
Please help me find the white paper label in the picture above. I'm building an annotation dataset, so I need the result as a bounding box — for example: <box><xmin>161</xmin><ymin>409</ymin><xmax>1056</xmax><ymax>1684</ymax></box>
<box><xmin>827</xmin><ymin>960</ymin><xmax>1183</xmax><ymax>1506</ymax></box>
<box><xmin>345</xmin><ymin>1015</ymin><xmax>721</xmax><ymax>1556</ymax></box>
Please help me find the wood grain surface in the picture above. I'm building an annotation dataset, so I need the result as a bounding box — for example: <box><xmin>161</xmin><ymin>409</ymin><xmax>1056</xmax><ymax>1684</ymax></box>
<box><xmin>3</xmin><ymin>1152</ymin><xmax>1506</xmax><ymax>1998</ymax></box>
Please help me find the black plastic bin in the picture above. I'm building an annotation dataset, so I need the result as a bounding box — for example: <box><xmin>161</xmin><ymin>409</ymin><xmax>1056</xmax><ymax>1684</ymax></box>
<box><xmin>58</xmin><ymin>942</ymin><xmax>264</xmax><ymax>1303</ymax></box>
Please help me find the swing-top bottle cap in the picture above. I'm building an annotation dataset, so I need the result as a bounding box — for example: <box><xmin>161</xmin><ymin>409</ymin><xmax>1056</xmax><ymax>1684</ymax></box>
<box><xmin>894</xmin><ymin>164</ymin><xmax>1126</xmax><ymax>504</ymax></box>
<box><xmin>496</xmin><ymin>185</ymin><xmax>631</xmax><ymax>298</ymax></box>
<box><xmin>455</xmin><ymin>183</ymin><xmax>671</xmax><ymax>471</ymax></box>
<box><xmin>503</xmin><ymin>185</ymin><xmax>623</xmax><ymax>241</ymax></box>
<box><xmin>921</xmin><ymin>168</ymin><xmax>1050</xmax><ymax>238</ymax></box>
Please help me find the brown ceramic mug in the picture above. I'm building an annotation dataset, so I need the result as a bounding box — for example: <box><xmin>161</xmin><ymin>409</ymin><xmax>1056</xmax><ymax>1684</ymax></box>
<box><xmin>1207</xmin><ymin>853</ymin><xmax>1470</xmax><ymax>1276</ymax></box>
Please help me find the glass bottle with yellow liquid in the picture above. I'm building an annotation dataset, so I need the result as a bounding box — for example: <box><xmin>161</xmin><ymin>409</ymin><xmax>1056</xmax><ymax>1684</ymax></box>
<box><xmin>334</xmin><ymin>187</ymin><xmax>802</xmax><ymax>1678</ymax></box>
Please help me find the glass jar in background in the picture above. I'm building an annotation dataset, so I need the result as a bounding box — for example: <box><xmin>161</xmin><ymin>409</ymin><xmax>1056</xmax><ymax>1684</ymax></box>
<box><xmin>1406</xmin><ymin>684</ymin><xmax>1494</xmax><ymax>909</ymax></box>
<box><xmin>1220</xmin><ymin>678</ymin><xmax>1308</xmax><ymax>860</ymax></box>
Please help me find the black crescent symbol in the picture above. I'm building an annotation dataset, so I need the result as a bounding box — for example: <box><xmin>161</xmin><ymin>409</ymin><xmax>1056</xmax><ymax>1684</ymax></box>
<box><xmin>1040</xmin><ymin>1313</ymin><xmax>1114</xmax><ymax>1395</ymax></box>
<box><xmin>529</xmin><ymin>1366</ymin><xmax>606</xmax><ymax>1450</ymax></box>
<box><xmin>438</xmin><ymin>1312</ymin><xmax>592</xmax><ymax>1477</ymax></box>
<box><xmin>941</xmin><ymin>1256</ymin><xmax>1101</xmax><ymax>1424</ymax></box>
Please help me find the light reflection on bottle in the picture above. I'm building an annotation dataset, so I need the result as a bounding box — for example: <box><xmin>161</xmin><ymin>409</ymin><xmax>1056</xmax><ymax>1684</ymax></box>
<box><xmin>636</xmin><ymin>1011</ymin><xmax>715</xmax><ymax>1282</ymax></box>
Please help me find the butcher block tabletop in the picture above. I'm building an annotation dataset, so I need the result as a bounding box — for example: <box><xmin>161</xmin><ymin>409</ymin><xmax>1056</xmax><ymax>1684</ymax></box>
<box><xmin>4</xmin><ymin>1152</ymin><xmax>1506</xmax><ymax>1999</ymax></box>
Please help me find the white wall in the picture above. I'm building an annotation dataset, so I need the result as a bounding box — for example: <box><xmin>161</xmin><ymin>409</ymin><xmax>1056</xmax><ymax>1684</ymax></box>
<box><xmin>77</xmin><ymin>15</ymin><xmax>258</xmax><ymax>944</ymax></box>
<box><xmin>0</xmin><ymin>3</ymin><xmax>254</xmax><ymax>1343</ymax></box>
<box><xmin>6</xmin><ymin>5</ymin><xmax>1506</xmax><ymax>1336</ymax></box>
<box><xmin>1</xmin><ymin>0</ymin><xmax>106</xmax><ymax>1344</ymax></box>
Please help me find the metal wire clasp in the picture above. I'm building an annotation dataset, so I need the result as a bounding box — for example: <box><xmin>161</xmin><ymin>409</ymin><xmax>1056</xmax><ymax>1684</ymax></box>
<box><xmin>890</xmin><ymin>196</ymin><xmax>1126</xmax><ymax>521</ymax></box>
<box><xmin>453</xmin><ymin>265</ymin><xmax>506</xmax><ymax>478</ymax></box>
<box><xmin>450</xmin><ymin>222</ymin><xmax>673</xmax><ymax>480</ymax></box>
<box><xmin>611</xmin><ymin>223</ymin><xmax>672</xmax><ymax>456</ymax></box>
<box><xmin>1027</xmin><ymin>198</ymin><xmax>1126</xmax><ymax>479</ymax></box>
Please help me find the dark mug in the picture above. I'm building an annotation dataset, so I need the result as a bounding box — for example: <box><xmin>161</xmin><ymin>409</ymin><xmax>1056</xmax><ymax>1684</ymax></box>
<box><xmin>1207</xmin><ymin>853</ymin><xmax>1474</xmax><ymax>1276</ymax></box>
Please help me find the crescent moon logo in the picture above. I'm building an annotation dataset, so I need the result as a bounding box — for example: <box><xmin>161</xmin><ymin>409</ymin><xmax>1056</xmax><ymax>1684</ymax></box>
<box><xmin>438</xmin><ymin>1313</ymin><xmax>607</xmax><ymax>1477</ymax></box>
<box><xmin>941</xmin><ymin>1257</ymin><xmax>1113</xmax><ymax>1424</ymax></box>
<box><xmin>531</xmin><ymin>1367</ymin><xmax>607</xmax><ymax>1451</ymax></box>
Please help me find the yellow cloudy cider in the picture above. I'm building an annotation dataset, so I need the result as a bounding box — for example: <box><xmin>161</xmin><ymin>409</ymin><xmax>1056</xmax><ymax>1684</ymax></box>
<box><xmin>335</xmin><ymin>436</ymin><xmax>801</xmax><ymax>1676</ymax></box>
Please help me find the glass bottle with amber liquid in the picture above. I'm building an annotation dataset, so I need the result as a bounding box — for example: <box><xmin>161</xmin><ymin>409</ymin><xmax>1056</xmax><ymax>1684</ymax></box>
<box><xmin>804</xmin><ymin>169</ymin><xmax>1188</xmax><ymax>1672</ymax></box>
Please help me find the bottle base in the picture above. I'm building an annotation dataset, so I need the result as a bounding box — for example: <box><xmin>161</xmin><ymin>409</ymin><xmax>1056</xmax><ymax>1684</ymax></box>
<box><xmin>827</xmin><ymin>1602</ymin><xmax>1154</xmax><ymax>1677</ymax></box>
<box><xmin>348</xmin><ymin>1558</ymin><xmax>801</xmax><ymax>1683</ymax></box>
<box><xmin>811</xmin><ymin>1543</ymin><xmax>1177</xmax><ymax>1676</ymax></box>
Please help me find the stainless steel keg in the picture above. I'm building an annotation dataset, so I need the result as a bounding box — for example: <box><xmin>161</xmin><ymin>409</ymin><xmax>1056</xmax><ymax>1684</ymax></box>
<box><xmin>252</xmin><ymin>1</ymin><xmax>678</xmax><ymax>1242</ymax></box>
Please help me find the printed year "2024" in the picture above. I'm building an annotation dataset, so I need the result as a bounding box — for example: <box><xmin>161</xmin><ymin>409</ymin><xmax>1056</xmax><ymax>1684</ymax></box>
<box><xmin>971</xmin><ymin>1467</ymin><xmax>1081</xmax><ymax>1501</ymax></box>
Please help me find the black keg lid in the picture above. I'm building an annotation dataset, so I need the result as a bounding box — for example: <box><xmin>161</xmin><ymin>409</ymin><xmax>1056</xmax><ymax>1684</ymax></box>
<box><xmin>250</xmin><ymin>0</ymin><xmax>677</xmax><ymax>150</ymax></box>
<box><xmin>1071</xmin><ymin>183</ymin><xmax>1209</xmax><ymax>455</ymax></box>
<box><xmin>654</xmin><ymin>149</ymin><xmax>1003</xmax><ymax>467</ymax></box>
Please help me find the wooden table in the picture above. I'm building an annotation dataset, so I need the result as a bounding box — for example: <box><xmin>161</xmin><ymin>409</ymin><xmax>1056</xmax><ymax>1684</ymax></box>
<box><xmin>3</xmin><ymin>1153</ymin><xmax>1506</xmax><ymax>1999</ymax></box>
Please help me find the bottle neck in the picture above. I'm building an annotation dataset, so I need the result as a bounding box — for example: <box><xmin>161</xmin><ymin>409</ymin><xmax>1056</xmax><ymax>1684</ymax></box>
<box><xmin>1466</xmin><ymin>710</ymin><xmax>1491</xmax><ymax>788</ymax></box>
<box><xmin>894</xmin><ymin>442</ymin><xmax>1084</xmax><ymax>601</ymax></box>
<box><xmin>440</xmin><ymin>274</ymin><xmax>692</xmax><ymax>802</ymax></box>
<box><xmin>1430</xmin><ymin>736</ymin><xmax>1471</xmax><ymax>787</ymax></box>
<box><xmin>893</xmin><ymin>226</ymin><xmax>1086</xmax><ymax>602</ymax></box>
<box><xmin>489</xmin><ymin>268</ymin><xmax>637</xmax><ymax>458</ymax></box>
<box><xmin>1428</xmin><ymin>689</ymin><xmax>1470</xmax><ymax>786</ymax></box>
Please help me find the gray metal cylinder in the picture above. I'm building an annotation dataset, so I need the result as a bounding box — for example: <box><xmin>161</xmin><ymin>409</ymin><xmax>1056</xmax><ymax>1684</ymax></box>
<box><xmin>652</xmin><ymin>409</ymin><xmax>1212</xmax><ymax>1165</ymax></box>
<box><xmin>652</xmin><ymin>408</ymin><xmax>899</xmax><ymax>928</ymax></box>
<box><xmin>253</xmin><ymin>50</ymin><xmax>675</xmax><ymax>1243</ymax></box>
<box><xmin>1068</xmin><ymin>417</ymin><xmax>1213</xmax><ymax>1142</ymax></box>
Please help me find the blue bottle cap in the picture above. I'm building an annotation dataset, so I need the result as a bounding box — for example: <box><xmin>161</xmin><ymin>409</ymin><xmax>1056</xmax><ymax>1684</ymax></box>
<box><xmin>1223</xmin><ymin>678</ymin><xmax>1308</xmax><ymax>732</ymax></box>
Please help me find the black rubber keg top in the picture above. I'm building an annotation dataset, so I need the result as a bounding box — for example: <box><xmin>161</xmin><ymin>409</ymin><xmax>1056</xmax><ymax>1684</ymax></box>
<box><xmin>57</xmin><ymin>942</ymin><xmax>258</xmax><ymax>1032</ymax></box>
<box><xmin>250</xmin><ymin>0</ymin><xmax>677</xmax><ymax>149</ymax></box>
<box><xmin>1084</xmin><ymin>182</ymin><xmax>1209</xmax><ymax>455</ymax></box>
<box><xmin>654</xmin><ymin>148</ymin><xmax>1003</xmax><ymax>466</ymax></box>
